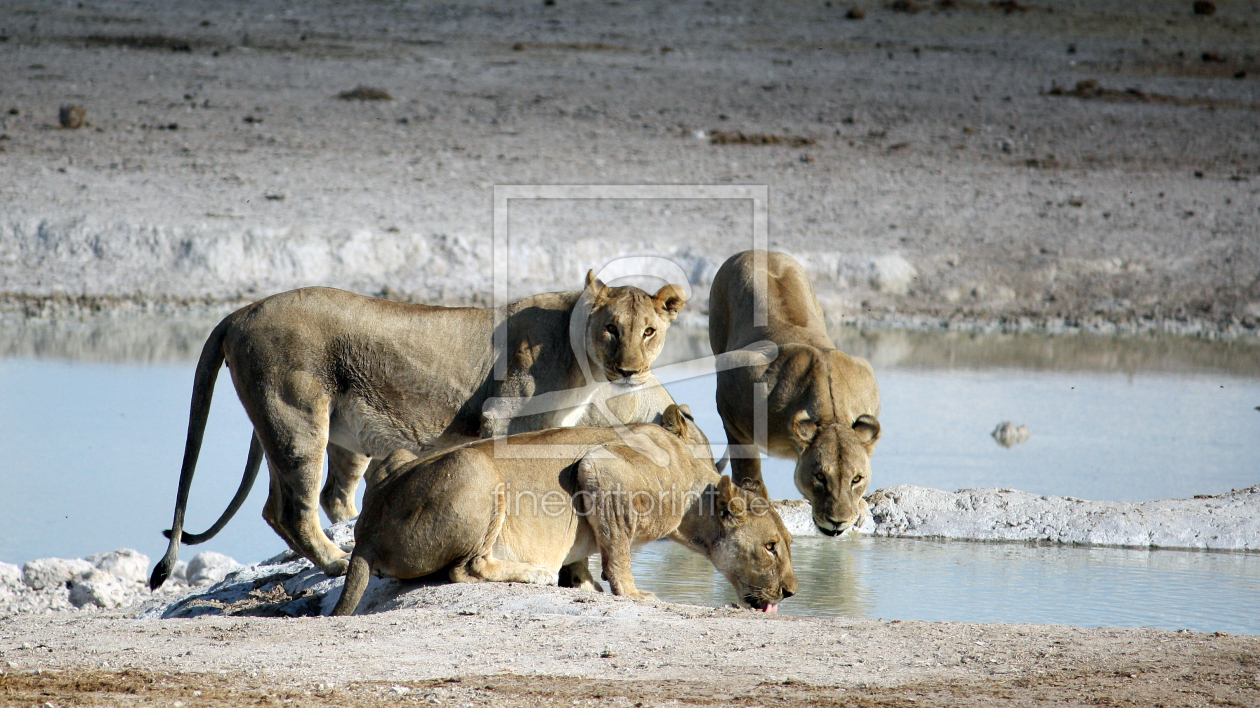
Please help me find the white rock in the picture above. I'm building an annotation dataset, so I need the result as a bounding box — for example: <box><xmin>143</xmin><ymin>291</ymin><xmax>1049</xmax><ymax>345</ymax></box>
<box><xmin>68</xmin><ymin>569</ymin><xmax>129</xmax><ymax>609</ymax></box>
<box><xmin>22</xmin><ymin>558</ymin><xmax>94</xmax><ymax>591</ymax></box>
<box><xmin>185</xmin><ymin>552</ymin><xmax>243</xmax><ymax>586</ymax></box>
<box><xmin>0</xmin><ymin>562</ymin><xmax>22</xmax><ymax>589</ymax></box>
<box><xmin>991</xmin><ymin>421</ymin><xmax>1031</xmax><ymax>447</ymax></box>
<box><xmin>86</xmin><ymin>549</ymin><xmax>150</xmax><ymax>584</ymax></box>
<box><xmin>868</xmin><ymin>254</ymin><xmax>917</xmax><ymax>295</ymax></box>
<box><xmin>863</xmin><ymin>484</ymin><xmax>1260</xmax><ymax>551</ymax></box>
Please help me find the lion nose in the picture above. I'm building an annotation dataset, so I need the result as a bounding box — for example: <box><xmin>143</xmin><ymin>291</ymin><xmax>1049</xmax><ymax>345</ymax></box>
<box><xmin>615</xmin><ymin>367</ymin><xmax>638</xmax><ymax>378</ymax></box>
<box><xmin>781</xmin><ymin>587</ymin><xmax>795</xmax><ymax>600</ymax></box>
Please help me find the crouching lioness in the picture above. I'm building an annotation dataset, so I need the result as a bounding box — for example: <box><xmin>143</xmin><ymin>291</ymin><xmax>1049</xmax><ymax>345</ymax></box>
<box><xmin>331</xmin><ymin>405</ymin><xmax>797</xmax><ymax>616</ymax></box>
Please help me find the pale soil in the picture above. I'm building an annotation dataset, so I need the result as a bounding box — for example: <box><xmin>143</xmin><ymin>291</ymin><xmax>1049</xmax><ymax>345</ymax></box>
<box><xmin>1</xmin><ymin>1</ymin><xmax>1259</xmax><ymax>705</ymax></box>
<box><xmin>3</xmin><ymin>582</ymin><xmax>1259</xmax><ymax>707</ymax></box>
<box><xmin>1</xmin><ymin>0</ymin><xmax>1258</xmax><ymax>336</ymax></box>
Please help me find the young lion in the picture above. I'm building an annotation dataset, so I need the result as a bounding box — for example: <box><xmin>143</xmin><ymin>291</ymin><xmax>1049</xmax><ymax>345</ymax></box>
<box><xmin>331</xmin><ymin>405</ymin><xmax>798</xmax><ymax>616</ymax></box>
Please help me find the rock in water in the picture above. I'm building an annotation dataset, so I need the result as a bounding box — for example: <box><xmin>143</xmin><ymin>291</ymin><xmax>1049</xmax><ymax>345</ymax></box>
<box><xmin>186</xmin><ymin>551</ymin><xmax>243</xmax><ymax>585</ymax></box>
<box><xmin>22</xmin><ymin>558</ymin><xmax>94</xmax><ymax>591</ymax></box>
<box><xmin>991</xmin><ymin>421</ymin><xmax>1031</xmax><ymax>447</ymax></box>
<box><xmin>86</xmin><ymin>549</ymin><xmax>149</xmax><ymax>584</ymax></box>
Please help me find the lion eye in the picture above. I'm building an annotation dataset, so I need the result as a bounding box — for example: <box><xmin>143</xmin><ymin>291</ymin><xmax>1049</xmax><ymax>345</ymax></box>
<box><xmin>643</xmin><ymin>327</ymin><xmax>655</xmax><ymax>337</ymax></box>
<box><xmin>605</xmin><ymin>324</ymin><xmax>618</xmax><ymax>336</ymax></box>
<box><xmin>814</xmin><ymin>471</ymin><xmax>827</xmax><ymax>485</ymax></box>
<box><xmin>852</xmin><ymin>475</ymin><xmax>864</xmax><ymax>486</ymax></box>
<box><xmin>765</xmin><ymin>542</ymin><xmax>777</xmax><ymax>555</ymax></box>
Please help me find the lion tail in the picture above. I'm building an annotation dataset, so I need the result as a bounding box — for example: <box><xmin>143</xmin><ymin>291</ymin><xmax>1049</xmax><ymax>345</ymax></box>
<box><xmin>149</xmin><ymin>315</ymin><xmax>237</xmax><ymax>591</ymax></box>
<box><xmin>330</xmin><ymin>552</ymin><xmax>372</xmax><ymax>616</ymax></box>
<box><xmin>164</xmin><ymin>432</ymin><xmax>263</xmax><ymax>545</ymax></box>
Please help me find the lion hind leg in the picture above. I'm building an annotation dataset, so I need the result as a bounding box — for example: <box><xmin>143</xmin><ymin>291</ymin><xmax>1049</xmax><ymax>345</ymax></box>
<box><xmin>254</xmin><ymin>384</ymin><xmax>349</xmax><ymax>577</ymax></box>
<box><xmin>330</xmin><ymin>551</ymin><xmax>372</xmax><ymax>616</ymax></box>
<box><xmin>323</xmin><ymin>443</ymin><xmax>369</xmax><ymax>524</ymax></box>
<box><xmin>447</xmin><ymin>475</ymin><xmax>557</xmax><ymax>586</ymax></box>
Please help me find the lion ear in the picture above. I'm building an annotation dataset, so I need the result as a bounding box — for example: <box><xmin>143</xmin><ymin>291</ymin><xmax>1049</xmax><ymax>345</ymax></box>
<box><xmin>585</xmin><ymin>270</ymin><xmax>609</xmax><ymax>300</ymax></box>
<box><xmin>715</xmin><ymin>476</ymin><xmax>748</xmax><ymax>520</ymax></box>
<box><xmin>661</xmin><ymin>404</ymin><xmax>689</xmax><ymax>441</ymax></box>
<box><xmin>652</xmin><ymin>284</ymin><xmax>686</xmax><ymax>322</ymax></box>
<box><xmin>853</xmin><ymin>414</ymin><xmax>881</xmax><ymax>454</ymax></box>
<box><xmin>790</xmin><ymin>410</ymin><xmax>818</xmax><ymax>448</ymax></box>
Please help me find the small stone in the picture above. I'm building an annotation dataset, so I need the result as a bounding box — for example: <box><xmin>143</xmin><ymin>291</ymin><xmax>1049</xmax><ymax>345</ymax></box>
<box><xmin>991</xmin><ymin>421</ymin><xmax>1032</xmax><ymax>448</ymax></box>
<box><xmin>1193</xmin><ymin>1</ymin><xmax>1215</xmax><ymax>16</ymax></box>
<box><xmin>337</xmin><ymin>85</ymin><xmax>392</xmax><ymax>101</ymax></box>
<box><xmin>58</xmin><ymin>104</ymin><xmax>86</xmax><ymax>129</ymax></box>
<box><xmin>185</xmin><ymin>551</ymin><xmax>242</xmax><ymax>585</ymax></box>
<box><xmin>0</xmin><ymin>562</ymin><xmax>22</xmax><ymax>588</ymax></box>
<box><xmin>390</xmin><ymin>686</ymin><xmax>411</xmax><ymax>696</ymax></box>
<box><xmin>846</xmin><ymin>7</ymin><xmax>866</xmax><ymax>19</ymax></box>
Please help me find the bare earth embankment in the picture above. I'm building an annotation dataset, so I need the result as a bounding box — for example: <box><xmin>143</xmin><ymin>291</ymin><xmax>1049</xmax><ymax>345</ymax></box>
<box><xmin>1</xmin><ymin>0</ymin><xmax>1259</xmax><ymax>705</ymax></box>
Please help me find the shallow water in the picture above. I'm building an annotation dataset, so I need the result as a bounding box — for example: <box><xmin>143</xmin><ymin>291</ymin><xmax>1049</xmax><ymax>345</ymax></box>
<box><xmin>1</xmin><ymin>316</ymin><xmax>1258</xmax><ymax>631</ymax></box>
<box><xmin>630</xmin><ymin>536</ymin><xmax>1260</xmax><ymax>635</ymax></box>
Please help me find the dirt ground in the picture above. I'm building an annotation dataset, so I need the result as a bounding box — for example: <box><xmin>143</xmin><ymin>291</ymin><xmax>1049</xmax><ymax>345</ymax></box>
<box><xmin>1</xmin><ymin>1</ymin><xmax>1259</xmax><ymax>705</ymax></box>
<box><xmin>3</xmin><ymin>582</ymin><xmax>1259</xmax><ymax>708</ymax></box>
<box><xmin>1</xmin><ymin>0</ymin><xmax>1258</xmax><ymax>335</ymax></box>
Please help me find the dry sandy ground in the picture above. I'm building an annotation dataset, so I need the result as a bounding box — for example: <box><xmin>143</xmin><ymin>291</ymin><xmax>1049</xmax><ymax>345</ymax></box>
<box><xmin>3</xmin><ymin>582</ymin><xmax>1260</xmax><ymax>708</ymax></box>
<box><xmin>2</xmin><ymin>1</ymin><xmax>1259</xmax><ymax>705</ymax></box>
<box><xmin>1</xmin><ymin>0</ymin><xmax>1258</xmax><ymax>336</ymax></box>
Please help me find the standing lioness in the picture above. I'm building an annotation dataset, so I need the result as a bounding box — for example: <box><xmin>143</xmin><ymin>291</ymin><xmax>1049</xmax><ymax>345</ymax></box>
<box><xmin>150</xmin><ymin>272</ymin><xmax>685</xmax><ymax>589</ymax></box>
<box><xmin>332</xmin><ymin>405</ymin><xmax>797</xmax><ymax>616</ymax></box>
<box><xmin>709</xmin><ymin>250</ymin><xmax>881</xmax><ymax>536</ymax></box>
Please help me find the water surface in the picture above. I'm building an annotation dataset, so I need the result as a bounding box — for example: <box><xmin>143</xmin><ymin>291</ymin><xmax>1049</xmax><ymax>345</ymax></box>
<box><xmin>1</xmin><ymin>316</ymin><xmax>1258</xmax><ymax>632</ymax></box>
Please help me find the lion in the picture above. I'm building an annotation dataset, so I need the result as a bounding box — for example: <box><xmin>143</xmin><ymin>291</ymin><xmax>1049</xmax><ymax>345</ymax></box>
<box><xmin>331</xmin><ymin>404</ymin><xmax>797</xmax><ymax>616</ymax></box>
<box><xmin>709</xmin><ymin>250</ymin><xmax>881</xmax><ymax>536</ymax></box>
<box><xmin>149</xmin><ymin>272</ymin><xmax>686</xmax><ymax>590</ymax></box>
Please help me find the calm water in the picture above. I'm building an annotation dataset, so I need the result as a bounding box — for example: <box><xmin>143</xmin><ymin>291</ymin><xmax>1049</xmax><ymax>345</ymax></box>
<box><xmin>1</xmin><ymin>317</ymin><xmax>1258</xmax><ymax>632</ymax></box>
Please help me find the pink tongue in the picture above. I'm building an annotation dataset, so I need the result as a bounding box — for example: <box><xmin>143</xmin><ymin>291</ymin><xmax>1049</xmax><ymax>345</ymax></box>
<box><xmin>763</xmin><ymin>604</ymin><xmax>778</xmax><ymax>614</ymax></box>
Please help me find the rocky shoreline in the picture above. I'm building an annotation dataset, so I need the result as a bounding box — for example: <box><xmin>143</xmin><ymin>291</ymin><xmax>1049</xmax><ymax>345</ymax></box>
<box><xmin>7</xmin><ymin>484</ymin><xmax>1255</xmax><ymax>620</ymax></box>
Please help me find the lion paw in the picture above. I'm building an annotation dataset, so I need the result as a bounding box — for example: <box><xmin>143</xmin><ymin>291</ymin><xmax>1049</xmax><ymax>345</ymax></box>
<box><xmin>323</xmin><ymin>557</ymin><xmax>351</xmax><ymax>577</ymax></box>
<box><xmin>525</xmin><ymin>566</ymin><xmax>559</xmax><ymax>585</ymax></box>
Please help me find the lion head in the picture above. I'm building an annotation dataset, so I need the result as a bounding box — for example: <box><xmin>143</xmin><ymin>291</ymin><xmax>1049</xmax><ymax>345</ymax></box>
<box><xmin>706</xmin><ymin>475</ymin><xmax>798</xmax><ymax>613</ymax></box>
<box><xmin>581</xmin><ymin>270</ymin><xmax>685</xmax><ymax>386</ymax></box>
<box><xmin>789</xmin><ymin>411</ymin><xmax>881</xmax><ymax>536</ymax></box>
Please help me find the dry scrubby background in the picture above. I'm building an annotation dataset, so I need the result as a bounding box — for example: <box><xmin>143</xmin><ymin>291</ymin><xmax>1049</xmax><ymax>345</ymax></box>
<box><xmin>0</xmin><ymin>0</ymin><xmax>1257</xmax><ymax>335</ymax></box>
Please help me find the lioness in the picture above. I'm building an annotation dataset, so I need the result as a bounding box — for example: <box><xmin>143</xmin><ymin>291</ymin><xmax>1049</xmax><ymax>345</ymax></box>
<box><xmin>709</xmin><ymin>250</ymin><xmax>881</xmax><ymax>536</ymax></box>
<box><xmin>331</xmin><ymin>405</ymin><xmax>797</xmax><ymax>616</ymax></box>
<box><xmin>150</xmin><ymin>273</ymin><xmax>685</xmax><ymax>589</ymax></box>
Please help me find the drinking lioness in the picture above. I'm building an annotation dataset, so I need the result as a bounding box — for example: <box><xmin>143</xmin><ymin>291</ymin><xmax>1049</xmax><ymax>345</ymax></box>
<box><xmin>331</xmin><ymin>405</ymin><xmax>797</xmax><ymax>615</ymax></box>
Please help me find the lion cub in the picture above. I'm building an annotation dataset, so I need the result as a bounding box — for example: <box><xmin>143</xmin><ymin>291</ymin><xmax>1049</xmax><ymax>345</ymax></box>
<box><xmin>331</xmin><ymin>405</ymin><xmax>797</xmax><ymax>615</ymax></box>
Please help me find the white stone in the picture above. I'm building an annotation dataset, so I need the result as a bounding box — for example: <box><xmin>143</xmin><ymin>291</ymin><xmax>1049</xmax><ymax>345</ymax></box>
<box><xmin>185</xmin><ymin>552</ymin><xmax>243</xmax><ymax>586</ymax></box>
<box><xmin>86</xmin><ymin>549</ymin><xmax>150</xmax><ymax>584</ymax></box>
<box><xmin>68</xmin><ymin>569</ymin><xmax>129</xmax><ymax>609</ymax></box>
<box><xmin>861</xmin><ymin>484</ymin><xmax>1260</xmax><ymax>551</ymax></box>
<box><xmin>868</xmin><ymin>254</ymin><xmax>917</xmax><ymax>295</ymax></box>
<box><xmin>22</xmin><ymin>558</ymin><xmax>94</xmax><ymax>591</ymax></box>
<box><xmin>991</xmin><ymin>421</ymin><xmax>1031</xmax><ymax>447</ymax></box>
<box><xmin>0</xmin><ymin>562</ymin><xmax>22</xmax><ymax>589</ymax></box>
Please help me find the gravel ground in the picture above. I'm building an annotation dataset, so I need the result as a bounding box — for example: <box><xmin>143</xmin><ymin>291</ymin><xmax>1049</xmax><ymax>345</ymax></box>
<box><xmin>2</xmin><ymin>1</ymin><xmax>1258</xmax><ymax>704</ymax></box>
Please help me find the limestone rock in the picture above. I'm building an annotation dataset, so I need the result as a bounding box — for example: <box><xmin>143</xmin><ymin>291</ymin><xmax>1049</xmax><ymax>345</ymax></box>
<box><xmin>23</xmin><ymin>557</ymin><xmax>94</xmax><ymax>591</ymax></box>
<box><xmin>86</xmin><ymin>549</ymin><xmax>150</xmax><ymax>584</ymax></box>
<box><xmin>68</xmin><ymin>569</ymin><xmax>129</xmax><ymax>609</ymax></box>
<box><xmin>186</xmin><ymin>551</ymin><xmax>243</xmax><ymax>586</ymax></box>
